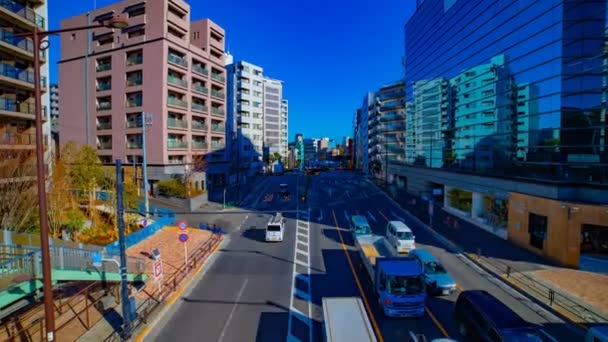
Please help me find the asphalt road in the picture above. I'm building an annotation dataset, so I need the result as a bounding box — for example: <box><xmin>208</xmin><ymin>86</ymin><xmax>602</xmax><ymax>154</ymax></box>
<box><xmin>144</xmin><ymin>171</ymin><xmax>581</xmax><ymax>342</ymax></box>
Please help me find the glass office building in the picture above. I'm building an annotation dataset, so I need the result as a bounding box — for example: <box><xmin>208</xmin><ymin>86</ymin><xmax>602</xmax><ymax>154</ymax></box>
<box><xmin>403</xmin><ymin>0</ymin><xmax>608</xmax><ymax>185</ymax></box>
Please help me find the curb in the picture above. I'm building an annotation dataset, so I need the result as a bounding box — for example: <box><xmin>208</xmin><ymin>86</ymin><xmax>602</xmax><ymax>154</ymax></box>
<box><xmin>369</xmin><ymin>181</ymin><xmax>587</xmax><ymax>335</ymax></box>
<box><xmin>131</xmin><ymin>236</ymin><xmax>228</xmax><ymax>342</ymax></box>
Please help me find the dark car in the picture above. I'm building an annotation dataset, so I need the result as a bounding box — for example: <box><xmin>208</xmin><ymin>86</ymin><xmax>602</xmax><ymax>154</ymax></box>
<box><xmin>454</xmin><ymin>290</ymin><xmax>546</xmax><ymax>341</ymax></box>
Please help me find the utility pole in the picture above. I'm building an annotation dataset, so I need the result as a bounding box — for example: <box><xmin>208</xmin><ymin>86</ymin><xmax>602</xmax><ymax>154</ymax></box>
<box><xmin>142</xmin><ymin>113</ymin><xmax>152</xmax><ymax>217</ymax></box>
<box><xmin>116</xmin><ymin>160</ymin><xmax>133</xmax><ymax>338</ymax></box>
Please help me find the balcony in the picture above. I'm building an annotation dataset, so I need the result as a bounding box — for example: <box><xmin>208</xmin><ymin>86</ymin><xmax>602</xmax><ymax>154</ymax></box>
<box><xmin>378</xmin><ymin>123</ymin><xmax>405</xmax><ymax>133</ymax></box>
<box><xmin>167</xmin><ymin>140</ymin><xmax>187</xmax><ymax>149</ymax></box>
<box><xmin>126</xmin><ymin>120</ymin><xmax>142</xmax><ymax>128</ymax></box>
<box><xmin>0</xmin><ymin>98</ymin><xmax>47</xmax><ymax>120</ymax></box>
<box><xmin>192</xmin><ymin>83</ymin><xmax>208</xmax><ymax>94</ymax></box>
<box><xmin>191</xmin><ymin>121</ymin><xmax>208</xmax><ymax>131</ymax></box>
<box><xmin>167</xmin><ymin>118</ymin><xmax>187</xmax><ymax>129</ymax></box>
<box><xmin>193</xmin><ymin>64</ymin><xmax>209</xmax><ymax>76</ymax></box>
<box><xmin>0</xmin><ymin>132</ymin><xmax>34</xmax><ymax>146</ymax></box>
<box><xmin>0</xmin><ymin>62</ymin><xmax>46</xmax><ymax>88</ymax></box>
<box><xmin>167</xmin><ymin>74</ymin><xmax>187</xmax><ymax>88</ymax></box>
<box><xmin>191</xmin><ymin>140</ymin><xmax>208</xmax><ymax>149</ymax></box>
<box><xmin>211</xmin><ymin>141</ymin><xmax>224</xmax><ymax>149</ymax></box>
<box><xmin>96</xmin><ymin>62</ymin><xmax>111</xmax><ymax>72</ymax></box>
<box><xmin>211</xmin><ymin>124</ymin><xmax>225</xmax><ymax>133</ymax></box>
<box><xmin>379</xmin><ymin>113</ymin><xmax>405</xmax><ymax>122</ymax></box>
<box><xmin>97</xmin><ymin>141</ymin><xmax>112</xmax><ymax>150</ymax></box>
<box><xmin>126</xmin><ymin>141</ymin><xmax>142</xmax><ymax>149</ymax></box>
<box><xmin>192</xmin><ymin>102</ymin><xmax>208</xmax><ymax>113</ymax></box>
<box><xmin>211</xmin><ymin>89</ymin><xmax>224</xmax><ymax>99</ymax></box>
<box><xmin>379</xmin><ymin>100</ymin><xmax>404</xmax><ymax>111</ymax></box>
<box><xmin>96</xmin><ymin>82</ymin><xmax>111</xmax><ymax>91</ymax></box>
<box><xmin>167</xmin><ymin>97</ymin><xmax>188</xmax><ymax>108</ymax></box>
<box><xmin>0</xmin><ymin>28</ymin><xmax>44</xmax><ymax>59</ymax></box>
<box><xmin>97</xmin><ymin>102</ymin><xmax>112</xmax><ymax>111</ymax></box>
<box><xmin>126</xmin><ymin>75</ymin><xmax>142</xmax><ymax>87</ymax></box>
<box><xmin>97</xmin><ymin>121</ymin><xmax>112</xmax><ymax>130</ymax></box>
<box><xmin>0</xmin><ymin>0</ymin><xmax>45</xmax><ymax>28</ymax></box>
<box><xmin>210</xmin><ymin>72</ymin><xmax>225</xmax><ymax>83</ymax></box>
<box><xmin>167</xmin><ymin>53</ymin><xmax>187</xmax><ymax>68</ymax></box>
<box><xmin>126</xmin><ymin>55</ymin><xmax>143</xmax><ymax>66</ymax></box>
<box><xmin>211</xmin><ymin>107</ymin><xmax>224</xmax><ymax>117</ymax></box>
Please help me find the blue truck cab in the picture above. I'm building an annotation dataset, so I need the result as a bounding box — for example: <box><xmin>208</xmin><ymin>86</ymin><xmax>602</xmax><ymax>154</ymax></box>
<box><xmin>374</xmin><ymin>257</ymin><xmax>426</xmax><ymax>317</ymax></box>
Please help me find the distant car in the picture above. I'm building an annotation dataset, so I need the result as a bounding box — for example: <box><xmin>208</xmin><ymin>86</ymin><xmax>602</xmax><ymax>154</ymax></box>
<box><xmin>349</xmin><ymin>215</ymin><xmax>372</xmax><ymax>236</ymax></box>
<box><xmin>408</xmin><ymin>249</ymin><xmax>456</xmax><ymax>295</ymax></box>
<box><xmin>454</xmin><ymin>290</ymin><xmax>546</xmax><ymax>341</ymax></box>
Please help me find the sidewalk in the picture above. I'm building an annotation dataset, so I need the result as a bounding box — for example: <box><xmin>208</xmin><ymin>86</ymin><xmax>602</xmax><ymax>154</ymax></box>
<box><xmin>376</xmin><ymin>181</ymin><xmax>608</xmax><ymax>326</ymax></box>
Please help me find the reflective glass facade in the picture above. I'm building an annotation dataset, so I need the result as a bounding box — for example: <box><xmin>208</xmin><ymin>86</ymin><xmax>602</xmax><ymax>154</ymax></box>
<box><xmin>404</xmin><ymin>0</ymin><xmax>608</xmax><ymax>184</ymax></box>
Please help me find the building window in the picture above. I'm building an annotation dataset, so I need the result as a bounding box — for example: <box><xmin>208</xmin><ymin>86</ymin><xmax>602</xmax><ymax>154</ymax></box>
<box><xmin>168</xmin><ymin>25</ymin><xmax>185</xmax><ymax>40</ymax></box>
<box><xmin>168</xmin><ymin>3</ymin><xmax>186</xmax><ymax>19</ymax></box>
<box><xmin>96</xmin><ymin>76</ymin><xmax>111</xmax><ymax>91</ymax></box>
<box><xmin>126</xmin><ymin>49</ymin><xmax>143</xmax><ymax>66</ymax></box>
<box><xmin>97</xmin><ymin>96</ymin><xmax>112</xmax><ymax>110</ymax></box>
<box><xmin>94</xmin><ymin>32</ymin><xmax>113</xmax><ymax>46</ymax></box>
<box><xmin>96</xmin><ymin>56</ymin><xmax>111</xmax><ymax>71</ymax></box>
<box><xmin>124</xmin><ymin>2</ymin><xmax>145</xmax><ymax>17</ymax></box>
<box><xmin>123</xmin><ymin>24</ymin><xmax>145</xmax><ymax>38</ymax></box>
<box><xmin>528</xmin><ymin>213</ymin><xmax>547</xmax><ymax>250</ymax></box>
<box><xmin>126</xmin><ymin>70</ymin><xmax>143</xmax><ymax>87</ymax></box>
<box><xmin>126</xmin><ymin>91</ymin><xmax>143</xmax><ymax>108</ymax></box>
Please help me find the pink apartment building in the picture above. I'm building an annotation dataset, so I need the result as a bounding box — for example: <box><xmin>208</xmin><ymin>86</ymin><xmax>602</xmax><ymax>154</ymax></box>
<box><xmin>58</xmin><ymin>0</ymin><xmax>227</xmax><ymax>190</ymax></box>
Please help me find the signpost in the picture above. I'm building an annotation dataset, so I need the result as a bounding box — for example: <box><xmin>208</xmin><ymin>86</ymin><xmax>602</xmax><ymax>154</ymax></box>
<box><xmin>178</xmin><ymin>221</ymin><xmax>189</xmax><ymax>265</ymax></box>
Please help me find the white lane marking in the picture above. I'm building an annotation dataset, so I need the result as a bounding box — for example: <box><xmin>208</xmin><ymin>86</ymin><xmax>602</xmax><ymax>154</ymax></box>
<box><xmin>217</xmin><ymin>278</ymin><xmax>249</xmax><ymax>342</ymax></box>
<box><xmin>318</xmin><ymin>209</ymin><xmax>323</xmax><ymax>222</ymax></box>
<box><xmin>344</xmin><ymin>210</ymin><xmax>349</xmax><ymax>223</ymax></box>
<box><xmin>288</xmin><ymin>207</ymin><xmax>313</xmax><ymax>342</ymax></box>
<box><xmin>367</xmin><ymin>211</ymin><xmax>377</xmax><ymax>223</ymax></box>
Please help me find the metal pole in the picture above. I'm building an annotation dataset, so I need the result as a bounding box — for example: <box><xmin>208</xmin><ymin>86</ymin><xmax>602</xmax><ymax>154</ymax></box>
<box><xmin>84</xmin><ymin>12</ymin><xmax>91</xmax><ymax>145</ymax></box>
<box><xmin>223</xmin><ymin>188</ymin><xmax>226</xmax><ymax>209</ymax></box>
<box><xmin>115</xmin><ymin>160</ymin><xmax>132</xmax><ymax>337</ymax></box>
<box><xmin>33</xmin><ymin>27</ymin><xmax>55</xmax><ymax>342</ymax></box>
<box><xmin>142</xmin><ymin>113</ymin><xmax>149</xmax><ymax>217</ymax></box>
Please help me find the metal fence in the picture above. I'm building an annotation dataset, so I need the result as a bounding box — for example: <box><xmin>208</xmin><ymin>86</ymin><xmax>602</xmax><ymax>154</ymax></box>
<box><xmin>105</xmin><ymin>215</ymin><xmax>175</xmax><ymax>256</ymax></box>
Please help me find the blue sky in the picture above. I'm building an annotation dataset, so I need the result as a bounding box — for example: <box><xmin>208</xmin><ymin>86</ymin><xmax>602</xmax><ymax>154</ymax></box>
<box><xmin>49</xmin><ymin>0</ymin><xmax>416</xmax><ymax>143</ymax></box>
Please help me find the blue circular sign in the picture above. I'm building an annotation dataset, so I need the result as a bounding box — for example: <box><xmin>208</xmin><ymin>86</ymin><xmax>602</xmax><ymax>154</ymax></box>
<box><xmin>179</xmin><ymin>233</ymin><xmax>189</xmax><ymax>243</ymax></box>
<box><xmin>178</xmin><ymin>221</ymin><xmax>187</xmax><ymax>230</ymax></box>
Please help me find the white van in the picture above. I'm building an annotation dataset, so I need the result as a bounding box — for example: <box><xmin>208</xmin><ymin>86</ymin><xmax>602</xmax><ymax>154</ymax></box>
<box><xmin>266</xmin><ymin>212</ymin><xmax>285</xmax><ymax>242</ymax></box>
<box><xmin>386</xmin><ymin>221</ymin><xmax>415</xmax><ymax>254</ymax></box>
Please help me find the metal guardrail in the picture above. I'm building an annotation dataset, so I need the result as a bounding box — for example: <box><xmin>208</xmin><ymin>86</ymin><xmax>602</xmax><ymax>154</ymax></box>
<box><xmin>474</xmin><ymin>252</ymin><xmax>608</xmax><ymax>324</ymax></box>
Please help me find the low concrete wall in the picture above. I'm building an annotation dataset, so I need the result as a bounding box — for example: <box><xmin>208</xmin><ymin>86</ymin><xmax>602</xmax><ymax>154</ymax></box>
<box><xmin>188</xmin><ymin>192</ymin><xmax>208</xmax><ymax>211</ymax></box>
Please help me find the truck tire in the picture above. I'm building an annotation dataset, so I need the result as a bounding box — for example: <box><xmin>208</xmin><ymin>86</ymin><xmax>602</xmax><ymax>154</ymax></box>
<box><xmin>458</xmin><ymin>320</ymin><xmax>468</xmax><ymax>337</ymax></box>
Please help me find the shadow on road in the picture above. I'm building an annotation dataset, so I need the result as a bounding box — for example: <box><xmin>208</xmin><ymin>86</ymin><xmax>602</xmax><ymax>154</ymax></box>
<box><xmin>241</xmin><ymin>226</ymin><xmax>267</xmax><ymax>242</ymax></box>
<box><xmin>256</xmin><ymin>312</ymin><xmax>290</xmax><ymax>342</ymax></box>
<box><xmin>323</xmin><ymin>227</ymin><xmax>354</xmax><ymax>247</ymax></box>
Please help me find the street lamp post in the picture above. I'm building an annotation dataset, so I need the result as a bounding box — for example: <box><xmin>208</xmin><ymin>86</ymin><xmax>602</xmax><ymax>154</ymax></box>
<box><xmin>18</xmin><ymin>15</ymin><xmax>129</xmax><ymax>340</ymax></box>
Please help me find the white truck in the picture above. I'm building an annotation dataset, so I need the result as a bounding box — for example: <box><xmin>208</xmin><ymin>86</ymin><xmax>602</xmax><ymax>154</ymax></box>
<box><xmin>322</xmin><ymin>297</ymin><xmax>376</xmax><ymax>342</ymax></box>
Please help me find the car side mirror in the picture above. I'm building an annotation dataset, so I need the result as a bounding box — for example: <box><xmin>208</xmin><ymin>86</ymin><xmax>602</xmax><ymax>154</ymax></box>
<box><xmin>412</xmin><ymin>236</ymin><xmax>416</xmax><ymax>240</ymax></box>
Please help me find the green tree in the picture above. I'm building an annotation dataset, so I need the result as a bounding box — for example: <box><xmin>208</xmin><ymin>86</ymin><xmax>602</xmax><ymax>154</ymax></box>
<box><xmin>0</xmin><ymin>150</ymin><xmax>40</xmax><ymax>232</ymax></box>
<box><xmin>47</xmin><ymin>151</ymin><xmax>77</xmax><ymax>238</ymax></box>
<box><xmin>70</xmin><ymin>144</ymin><xmax>107</xmax><ymax>211</ymax></box>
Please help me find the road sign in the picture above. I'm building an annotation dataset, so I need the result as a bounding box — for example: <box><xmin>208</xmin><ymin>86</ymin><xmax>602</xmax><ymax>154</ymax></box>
<box><xmin>179</xmin><ymin>232</ymin><xmax>189</xmax><ymax>243</ymax></box>
<box><xmin>177</xmin><ymin>220</ymin><xmax>188</xmax><ymax>230</ymax></box>
<box><xmin>153</xmin><ymin>261</ymin><xmax>163</xmax><ymax>280</ymax></box>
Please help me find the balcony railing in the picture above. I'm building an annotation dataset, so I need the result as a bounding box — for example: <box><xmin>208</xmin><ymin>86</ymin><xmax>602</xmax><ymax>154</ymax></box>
<box><xmin>0</xmin><ymin>132</ymin><xmax>34</xmax><ymax>145</ymax></box>
<box><xmin>211</xmin><ymin>124</ymin><xmax>225</xmax><ymax>133</ymax></box>
<box><xmin>211</xmin><ymin>89</ymin><xmax>224</xmax><ymax>99</ymax></box>
<box><xmin>96</xmin><ymin>63</ymin><xmax>111</xmax><ymax>72</ymax></box>
<box><xmin>97</xmin><ymin>141</ymin><xmax>112</xmax><ymax>150</ymax></box>
<box><xmin>211</xmin><ymin>141</ymin><xmax>224</xmax><ymax>149</ymax></box>
<box><xmin>379</xmin><ymin>113</ymin><xmax>405</xmax><ymax>122</ymax></box>
<box><xmin>126</xmin><ymin>55</ymin><xmax>143</xmax><ymax>66</ymax></box>
<box><xmin>126</xmin><ymin>76</ymin><xmax>142</xmax><ymax>87</ymax></box>
<box><xmin>0</xmin><ymin>28</ymin><xmax>45</xmax><ymax>58</ymax></box>
<box><xmin>167</xmin><ymin>118</ymin><xmax>187</xmax><ymax>129</ymax></box>
<box><xmin>210</xmin><ymin>73</ymin><xmax>225</xmax><ymax>83</ymax></box>
<box><xmin>0</xmin><ymin>62</ymin><xmax>46</xmax><ymax>87</ymax></box>
<box><xmin>0</xmin><ymin>98</ymin><xmax>47</xmax><ymax>119</ymax></box>
<box><xmin>96</xmin><ymin>83</ymin><xmax>111</xmax><ymax>91</ymax></box>
<box><xmin>97</xmin><ymin>121</ymin><xmax>112</xmax><ymax>130</ymax></box>
<box><xmin>168</xmin><ymin>53</ymin><xmax>188</xmax><ymax>68</ymax></box>
<box><xmin>211</xmin><ymin>107</ymin><xmax>224</xmax><ymax>116</ymax></box>
<box><xmin>97</xmin><ymin>102</ymin><xmax>112</xmax><ymax>111</ymax></box>
<box><xmin>167</xmin><ymin>140</ymin><xmax>187</xmax><ymax>149</ymax></box>
<box><xmin>126</xmin><ymin>142</ymin><xmax>142</xmax><ymax>149</ymax></box>
<box><xmin>192</xmin><ymin>103</ymin><xmax>208</xmax><ymax>112</ymax></box>
<box><xmin>0</xmin><ymin>0</ymin><xmax>45</xmax><ymax>28</ymax></box>
<box><xmin>193</xmin><ymin>64</ymin><xmax>209</xmax><ymax>76</ymax></box>
<box><xmin>167</xmin><ymin>74</ymin><xmax>188</xmax><ymax>88</ymax></box>
<box><xmin>126</xmin><ymin>120</ymin><xmax>142</xmax><ymax>128</ymax></box>
<box><xmin>126</xmin><ymin>100</ymin><xmax>142</xmax><ymax>108</ymax></box>
<box><xmin>167</xmin><ymin>97</ymin><xmax>188</xmax><ymax>108</ymax></box>
<box><xmin>191</xmin><ymin>141</ymin><xmax>208</xmax><ymax>149</ymax></box>
<box><xmin>191</xmin><ymin>121</ymin><xmax>208</xmax><ymax>131</ymax></box>
<box><xmin>192</xmin><ymin>83</ymin><xmax>208</xmax><ymax>94</ymax></box>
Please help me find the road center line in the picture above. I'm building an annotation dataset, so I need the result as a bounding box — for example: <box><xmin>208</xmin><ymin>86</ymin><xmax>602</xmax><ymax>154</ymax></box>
<box><xmin>217</xmin><ymin>278</ymin><xmax>249</xmax><ymax>342</ymax></box>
